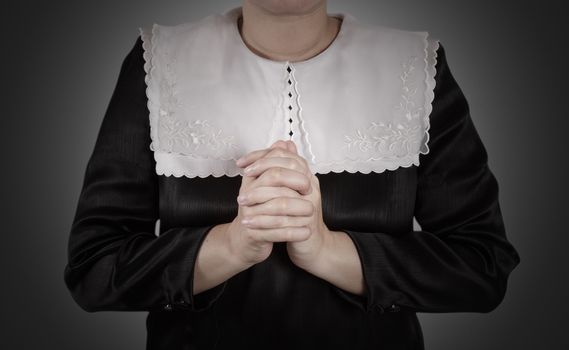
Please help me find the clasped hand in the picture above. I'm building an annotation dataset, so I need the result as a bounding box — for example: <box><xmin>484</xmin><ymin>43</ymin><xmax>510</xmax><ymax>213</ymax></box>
<box><xmin>230</xmin><ymin>140</ymin><xmax>331</xmax><ymax>270</ymax></box>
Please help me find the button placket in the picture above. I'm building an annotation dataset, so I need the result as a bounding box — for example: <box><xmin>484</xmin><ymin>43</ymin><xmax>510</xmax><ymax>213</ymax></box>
<box><xmin>285</xmin><ymin>63</ymin><xmax>296</xmax><ymax>140</ymax></box>
<box><xmin>279</xmin><ymin>62</ymin><xmax>316</xmax><ymax>164</ymax></box>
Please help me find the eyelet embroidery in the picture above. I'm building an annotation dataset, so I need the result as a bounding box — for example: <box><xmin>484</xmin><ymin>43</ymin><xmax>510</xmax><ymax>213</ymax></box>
<box><xmin>156</xmin><ymin>47</ymin><xmax>237</xmax><ymax>158</ymax></box>
<box><xmin>343</xmin><ymin>56</ymin><xmax>423</xmax><ymax>158</ymax></box>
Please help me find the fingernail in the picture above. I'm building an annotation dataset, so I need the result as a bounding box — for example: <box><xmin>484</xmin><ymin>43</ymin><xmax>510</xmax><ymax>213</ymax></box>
<box><xmin>236</xmin><ymin>157</ymin><xmax>245</xmax><ymax>166</ymax></box>
<box><xmin>237</xmin><ymin>195</ymin><xmax>247</xmax><ymax>204</ymax></box>
<box><xmin>241</xmin><ymin>217</ymin><xmax>251</xmax><ymax>225</ymax></box>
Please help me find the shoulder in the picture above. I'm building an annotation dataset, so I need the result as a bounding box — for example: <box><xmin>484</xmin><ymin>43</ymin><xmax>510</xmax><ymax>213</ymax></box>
<box><xmin>340</xmin><ymin>18</ymin><xmax>440</xmax><ymax>92</ymax></box>
<box><xmin>345</xmin><ymin>16</ymin><xmax>439</xmax><ymax>53</ymax></box>
<box><xmin>138</xmin><ymin>11</ymin><xmax>229</xmax><ymax>52</ymax></box>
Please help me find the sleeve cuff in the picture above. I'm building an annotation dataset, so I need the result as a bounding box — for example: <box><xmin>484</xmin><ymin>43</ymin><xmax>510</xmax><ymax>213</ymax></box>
<box><xmin>330</xmin><ymin>229</ymin><xmax>377</xmax><ymax>314</ymax></box>
<box><xmin>160</xmin><ymin>225</ymin><xmax>228</xmax><ymax>312</ymax></box>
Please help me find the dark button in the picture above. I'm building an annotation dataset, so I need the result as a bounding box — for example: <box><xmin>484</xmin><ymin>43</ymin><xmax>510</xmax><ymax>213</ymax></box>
<box><xmin>289</xmin><ymin>131</ymin><xmax>293</xmax><ymax>136</ymax></box>
<box><xmin>288</xmin><ymin>92</ymin><xmax>292</xmax><ymax>98</ymax></box>
<box><xmin>288</xmin><ymin>105</ymin><xmax>292</xmax><ymax>110</ymax></box>
<box><xmin>288</xmin><ymin>79</ymin><xmax>292</xmax><ymax>85</ymax></box>
<box><xmin>388</xmin><ymin>304</ymin><xmax>400</xmax><ymax>312</ymax></box>
<box><xmin>287</xmin><ymin>66</ymin><xmax>292</xmax><ymax>73</ymax></box>
<box><xmin>289</xmin><ymin>118</ymin><xmax>293</xmax><ymax>123</ymax></box>
<box><xmin>375</xmin><ymin>305</ymin><xmax>385</xmax><ymax>314</ymax></box>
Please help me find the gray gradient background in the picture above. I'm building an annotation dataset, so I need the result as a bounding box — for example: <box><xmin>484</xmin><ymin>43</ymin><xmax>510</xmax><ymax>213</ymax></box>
<box><xmin>2</xmin><ymin>0</ymin><xmax>567</xmax><ymax>349</ymax></box>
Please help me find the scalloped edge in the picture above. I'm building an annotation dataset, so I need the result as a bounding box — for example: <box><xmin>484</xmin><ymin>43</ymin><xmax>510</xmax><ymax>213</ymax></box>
<box><xmin>143</xmin><ymin>21</ymin><xmax>441</xmax><ymax>179</ymax></box>
<box><xmin>420</xmin><ymin>32</ymin><xmax>440</xmax><ymax>157</ymax></box>
<box><xmin>154</xmin><ymin>151</ymin><xmax>420</xmax><ymax>178</ymax></box>
<box><xmin>139</xmin><ymin>24</ymin><xmax>160</xmax><ymax>153</ymax></box>
<box><xmin>290</xmin><ymin>63</ymin><xmax>316</xmax><ymax>163</ymax></box>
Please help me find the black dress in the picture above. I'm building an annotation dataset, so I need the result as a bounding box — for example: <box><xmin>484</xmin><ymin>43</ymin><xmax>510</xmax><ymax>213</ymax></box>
<box><xmin>64</xmin><ymin>36</ymin><xmax>520</xmax><ymax>349</ymax></box>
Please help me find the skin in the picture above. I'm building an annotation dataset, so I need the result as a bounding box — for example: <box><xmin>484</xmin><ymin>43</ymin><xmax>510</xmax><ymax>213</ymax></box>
<box><xmin>193</xmin><ymin>0</ymin><xmax>365</xmax><ymax>299</ymax></box>
<box><xmin>235</xmin><ymin>140</ymin><xmax>366</xmax><ymax>296</ymax></box>
<box><xmin>239</xmin><ymin>0</ymin><xmax>342</xmax><ymax>62</ymax></box>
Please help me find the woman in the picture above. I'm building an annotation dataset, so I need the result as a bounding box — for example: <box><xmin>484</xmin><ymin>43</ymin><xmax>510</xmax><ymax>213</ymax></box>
<box><xmin>64</xmin><ymin>1</ymin><xmax>520</xmax><ymax>349</ymax></box>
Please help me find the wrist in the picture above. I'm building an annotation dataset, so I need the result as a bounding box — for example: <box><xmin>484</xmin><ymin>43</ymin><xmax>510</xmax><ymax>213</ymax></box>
<box><xmin>290</xmin><ymin>226</ymin><xmax>334</xmax><ymax>275</ymax></box>
<box><xmin>192</xmin><ymin>223</ymin><xmax>254</xmax><ymax>296</ymax></box>
<box><xmin>216</xmin><ymin>222</ymin><xmax>255</xmax><ymax>272</ymax></box>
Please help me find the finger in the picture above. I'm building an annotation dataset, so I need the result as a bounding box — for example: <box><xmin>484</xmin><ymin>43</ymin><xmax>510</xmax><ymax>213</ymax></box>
<box><xmin>241</xmin><ymin>196</ymin><xmax>314</xmax><ymax>217</ymax></box>
<box><xmin>243</xmin><ymin>156</ymin><xmax>307</xmax><ymax>178</ymax></box>
<box><xmin>252</xmin><ymin>167</ymin><xmax>311</xmax><ymax>195</ymax></box>
<box><xmin>248</xmin><ymin>226</ymin><xmax>311</xmax><ymax>243</ymax></box>
<box><xmin>242</xmin><ymin>214</ymin><xmax>312</xmax><ymax>229</ymax></box>
<box><xmin>237</xmin><ymin>186</ymin><xmax>300</xmax><ymax>206</ymax></box>
<box><xmin>236</xmin><ymin>149</ymin><xmax>270</xmax><ymax>168</ymax></box>
<box><xmin>270</xmin><ymin>140</ymin><xmax>289</xmax><ymax>150</ymax></box>
<box><xmin>236</xmin><ymin>146</ymin><xmax>297</xmax><ymax>168</ymax></box>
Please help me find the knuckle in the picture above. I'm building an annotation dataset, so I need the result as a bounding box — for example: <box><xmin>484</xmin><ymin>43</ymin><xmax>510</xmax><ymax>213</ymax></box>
<box><xmin>289</xmin><ymin>159</ymin><xmax>301</xmax><ymax>171</ymax></box>
<box><xmin>302</xmin><ymin>177</ymin><xmax>311</xmax><ymax>191</ymax></box>
<box><xmin>269</xmin><ymin>167</ymin><xmax>282</xmax><ymax>180</ymax></box>
<box><xmin>287</xmin><ymin>188</ymin><xmax>301</xmax><ymax>198</ymax></box>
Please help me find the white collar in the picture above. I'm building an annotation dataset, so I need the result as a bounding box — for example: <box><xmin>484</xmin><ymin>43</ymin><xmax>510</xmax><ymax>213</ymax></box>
<box><xmin>139</xmin><ymin>6</ymin><xmax>439</xmax><ymax>178</ymax></box>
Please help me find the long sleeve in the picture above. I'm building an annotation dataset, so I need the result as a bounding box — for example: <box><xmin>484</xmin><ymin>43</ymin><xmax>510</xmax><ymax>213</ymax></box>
<box><xmin>63</xmin><ymin>36</ymin><xmax>227</xmax><ymax>313</ymax></box>
<box><xmin>335</xmin><ymin>44</ymin><xmax>520</xmax><ymax>314</ymax></box>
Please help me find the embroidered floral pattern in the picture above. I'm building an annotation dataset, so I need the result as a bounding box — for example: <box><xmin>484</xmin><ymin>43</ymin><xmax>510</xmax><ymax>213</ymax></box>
<box><xmin>156</xmin><ymin>47</ymin><xmax>237</xmax><ymax>158</ymax></box>
<box><xmin>344</xmin><ymin>56</ymin><xmax>423</xmax><ymax>158</ymax></box>
<box><xmin>395</xmin><ymin>56</ymin><xmax>423</xmax><ymax>121</ymax></box>
<box><xmin>159</xmin><ymin>118</ymin><xmax>238</xmax><ymax>156</ymax></box>
<box><xmin>343</xmin><ymin>121</ymin><xmax>422</xmax><ymax>157</ymax></box>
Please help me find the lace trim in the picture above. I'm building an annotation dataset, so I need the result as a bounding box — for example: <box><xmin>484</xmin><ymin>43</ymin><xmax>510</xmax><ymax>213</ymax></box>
<box><xmin>141</xmin><ymin>24</ymin><xmax>440</xmax><ymax>178</ymax></box>
<box><xmin>422</xmin><ymin>33</ymin><xmax>440</xmax><ymax>156</ymax></box>
<box><xmin>154</xmin><ymin>151</ymin><xmax>421</xmax><ymax>178</ymax></box>
<box><xmin>289</xmin><ymin>62</ymin><xmax>316</xmax><ymax>163</ymax></box>
<box><xmin>139</xmin><ymin>25</ymin><xmax>160</xmax><ymax>152</ymax></box>
<box><xmin>285</xmin><ymin>64</ymin><xmax>295</xmax><ymax>139</ymax></box>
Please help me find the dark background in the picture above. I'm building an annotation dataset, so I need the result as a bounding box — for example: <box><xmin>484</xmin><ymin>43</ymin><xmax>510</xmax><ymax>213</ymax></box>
<box><xmin>2</xmin><ymin>0</ymin><xmax>567</xmax><ymax>349</ymax></box>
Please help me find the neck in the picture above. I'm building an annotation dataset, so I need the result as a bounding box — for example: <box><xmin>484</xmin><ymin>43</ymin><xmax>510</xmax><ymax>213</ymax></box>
<box><xmin>239</xmin><ymin>3</ymin><xmax>341</xmax><ymax>62</ymax></box>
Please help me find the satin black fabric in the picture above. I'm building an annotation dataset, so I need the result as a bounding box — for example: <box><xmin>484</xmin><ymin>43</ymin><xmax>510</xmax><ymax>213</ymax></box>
<box><xmin>64</xmin><ymin>36</ymin><xmax>520</xmax><ymax>350</ymax></box>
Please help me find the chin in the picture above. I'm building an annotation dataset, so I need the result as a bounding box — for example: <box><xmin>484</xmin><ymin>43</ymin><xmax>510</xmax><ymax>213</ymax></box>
<box><xmin>247</xmin><ymin>0</ymin><xmax>326</xmax><ymax>16</ymax></box>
